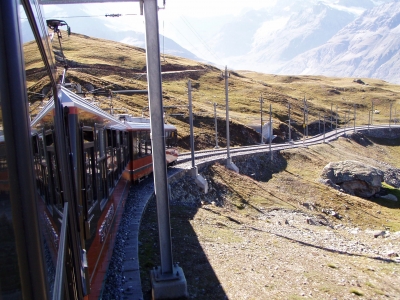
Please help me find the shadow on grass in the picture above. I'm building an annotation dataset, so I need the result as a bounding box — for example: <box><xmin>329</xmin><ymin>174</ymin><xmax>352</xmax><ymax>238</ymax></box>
<box><xmin>139</xmin><ymin>196</ymin><xmax>228</xmax><ymax>300</ymax></box>
<box><xmin>243</xmin><ymin>225</ymin><xmax>398</xmax><ymax>264</ymax></box>
<box><xmin>367</xmin><ymin>136</ymin><xmax>400</xmax><ymax>147</ymax></box>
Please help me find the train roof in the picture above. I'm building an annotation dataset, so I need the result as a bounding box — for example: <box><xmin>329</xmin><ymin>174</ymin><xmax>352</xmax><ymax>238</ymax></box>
<box><xmin>30</xmin><ymin>86</ymin><xmax>177</xmax><ymax>132</ymax></box>
<box><xmin>31</xmin><ymin>86</ymin><xmax>126</xmax><ymax>130</ymax></box>
<box><xmin>118</xmin><ymin>114</ymin><xmax>176</xmax><ymax>131</ymax></box>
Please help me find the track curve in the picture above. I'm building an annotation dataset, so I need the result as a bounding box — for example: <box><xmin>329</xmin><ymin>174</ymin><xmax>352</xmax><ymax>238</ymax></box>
<box><xmin>103</xmin><ymin>124</ymin><xmax>400</xmax><ymax>299</ymax></box>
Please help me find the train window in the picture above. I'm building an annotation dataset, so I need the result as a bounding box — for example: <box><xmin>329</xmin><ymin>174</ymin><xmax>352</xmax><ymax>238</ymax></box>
<box><xmin>131</xmin><ymin>131</ymin><xmax>138</xmax><ymax>159</ymax></box>
<box><xmin>45</xmin><ymin>130</ymin><xmax>54</xmax><ymax>146</ymax></box>
<box><xmin>97</xmin><ymin>128</ymin><xmax>105</xmax><ymax>158</ymax></box>
<box><xmin>32</xmin><ymin>134</ymin><xmax>39</xmax><ymax>155</ymax></box>
<box><xmin>115</xmin><ymin>131</ymin><xmax>120</xmax><ymax>148</ymax></box>
<box><xmin>23</xmin><ymin>10</ymin><xmax>52</xmax><ymax>124</ymax></box>
<box><xmin>145</xmin><ymin>131</ymin><xmax>152</xmax><ymax>155</ymax></box>
<box><xmin>84</xmin><ymin>150</ymin><xmax>95</xmax><ymax>210</ymax></box>
<box><xmin>83</xmin><ymin>129</ymin><xmax>94</xmax><ymax>142</ymax></box>
<box><xmin>165</xmin><ymin>130</ymin><xmax>174</xmax><ymax>148</ymax></box>
<box><xmin>106</xmin><ymin>129</ymin><xmax>112</xmax><ymax>148</ymax></box>
<box><xmin>138</xmin><ymin>130</ymin><xmax>150</xmax><ymax>156</ymax></box>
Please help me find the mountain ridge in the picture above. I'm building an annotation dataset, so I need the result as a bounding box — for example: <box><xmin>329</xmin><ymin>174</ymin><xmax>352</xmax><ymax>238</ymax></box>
<box><xmin>278</xmin><ymin>1</ymin><xmax>400</xmax><ymax>83</ymax></box>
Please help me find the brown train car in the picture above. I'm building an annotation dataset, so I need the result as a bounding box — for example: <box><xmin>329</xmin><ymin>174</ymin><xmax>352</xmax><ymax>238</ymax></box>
<box><xmin>30</xmin><ymin>87</ymin><xmax>178</xmax><ymax>299</ymax></box>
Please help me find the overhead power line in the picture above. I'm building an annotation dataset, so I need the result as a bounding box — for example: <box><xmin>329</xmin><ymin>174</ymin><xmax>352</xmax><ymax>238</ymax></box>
<box><xmin>40</xmin><ymin>13</ymin><xmax>137</xmax><ymax>19</ymax></box>
<box><xmin>179</xmin><ymin>15</ymin><xmax>222</xmax><ymax>63</ymax></box>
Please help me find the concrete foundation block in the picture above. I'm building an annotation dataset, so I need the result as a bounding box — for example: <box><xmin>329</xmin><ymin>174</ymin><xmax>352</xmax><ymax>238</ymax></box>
<box><xmin>151</xmin><ymin>266</ymin><xmax>188</xmax><ymax>300</ymax></box>
<box><xmin>195</xmin><ymin>174</ymin><xmax>208</xmax><ymax>194</ymax></box>
<box><xmin>226</xmin><ymin>161</ymin><xmax>239</xmax><ymax>173</ymax></box>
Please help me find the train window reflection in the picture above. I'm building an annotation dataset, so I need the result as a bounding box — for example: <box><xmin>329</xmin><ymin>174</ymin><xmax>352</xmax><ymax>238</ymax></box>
<box><xmin>21</xmin><ymin>8</ymin><xmax>52</xmax><ymax>122</ymax></box>
<box><xmin>0</xmin><ymin>88</ymin><xmax>22</xmax><ymax>299</ymax></box>
<box><xmin>20</xmin><ymin>4</ymin><xmax>57</xmax><ymax>296</ymax></box>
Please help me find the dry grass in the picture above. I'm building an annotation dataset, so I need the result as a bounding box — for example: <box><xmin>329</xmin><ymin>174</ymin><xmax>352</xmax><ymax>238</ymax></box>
<box><xmin>23</xmin><ymin>33</ymin><xmax>400</xmax><ymax>151</ymax></box>
<box><xmin>140</xmin><ymin>134</ymin><xmax>400</xmax><ymax>299</ymax></box>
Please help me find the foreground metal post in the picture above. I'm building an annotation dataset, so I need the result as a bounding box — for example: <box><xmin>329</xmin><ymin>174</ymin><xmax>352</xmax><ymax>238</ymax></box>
<box><xmin>223</xmin><ymin>66</ymin><xmax>239</xmax><ymax>172</ymax></box>
<box><xmin>353</xmin><ymin>104</ymin><xmax>356</xmax><ymax>132</ymax></box>
<box><xmin>0</xmin><ymin>1</ymin><xmax>49</xmax><ymax>297</ymax></box>
<box><xmin>214</xmin><ymin>103</ymin><xmax>219</xmax><ymax>149</ymax></box>
<box><xmin>323</xmin><ymin>115</ymin><xmax>326</xmax><ymax>143</ymax></box>
<box><xmin>390</xmin><ymin>102</ymin><xmax>393</xmax><ymax>131</ymax></box>
<box><xmin>144</xmin><ymin>1</ymin><xmax>187</xmax><ymax>298</ymax></box>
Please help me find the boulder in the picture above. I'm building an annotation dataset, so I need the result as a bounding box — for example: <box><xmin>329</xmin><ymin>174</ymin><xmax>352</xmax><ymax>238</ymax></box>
<box><xmin>321</xmin><ymin>160</ymin><xmax>384</xmax><ymax>198</ymax></box>
<box><xmin>380</xmin><ymin>194</ymin><xmax>398</xmax><ymax>202</ymax></box>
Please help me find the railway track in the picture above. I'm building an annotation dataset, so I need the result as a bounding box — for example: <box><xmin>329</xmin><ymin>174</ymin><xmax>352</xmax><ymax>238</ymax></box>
<box><xmin>176</xmin><ymin>124</ymin><xmax>400</xmax><ymax>168</ymax></box>
<box><xmin>103</xmin><ymin>124</ymin><xmax>400</xmax><ymax>299</ymax></box>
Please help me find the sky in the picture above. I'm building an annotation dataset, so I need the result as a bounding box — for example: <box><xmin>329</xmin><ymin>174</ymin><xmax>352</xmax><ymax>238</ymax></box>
<box><xmin>40</xmin><ymin>0</ymin><xmax>375</xmax><ymax>65</ymax></box>
<box><xmin>42</xmin><ymin>0</ymin><xmax>280</xmax><ymax>63</ymax></box>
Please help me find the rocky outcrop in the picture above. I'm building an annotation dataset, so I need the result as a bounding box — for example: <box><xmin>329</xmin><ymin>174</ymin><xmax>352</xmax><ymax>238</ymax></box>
<box><xmin>321</xmin><ymin>160</ymin><xmax>384</xmax><ymax>198</ymax></box>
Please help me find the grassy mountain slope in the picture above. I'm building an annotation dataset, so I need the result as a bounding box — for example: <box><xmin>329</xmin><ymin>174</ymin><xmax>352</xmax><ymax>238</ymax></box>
<box><xmin>24</xmin><ymin>32</ymin><xmax>400</xmax><ymax>151</ymax></box>
<box><xmin>139</xmin><ymin>131</ymin><xmax>400</xmax><ymax>299</ymax></box>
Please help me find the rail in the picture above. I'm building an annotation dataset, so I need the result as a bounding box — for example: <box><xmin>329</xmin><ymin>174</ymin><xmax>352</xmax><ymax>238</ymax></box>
<box><xmin>105</xmin><ymin>124</ymin><xmax>400</xmax><ymax>299</ymax></box>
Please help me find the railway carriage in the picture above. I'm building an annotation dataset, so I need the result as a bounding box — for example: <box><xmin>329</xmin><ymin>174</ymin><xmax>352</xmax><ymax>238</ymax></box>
<box><xmin>0</xmin><ymin>0</ymin><xmax>176</xmax><ymax>298</ymax></box>
<box><xmin>28</xmin><ymin>85</ymin><xmax>178</xmax><ymax>298</ymax></box>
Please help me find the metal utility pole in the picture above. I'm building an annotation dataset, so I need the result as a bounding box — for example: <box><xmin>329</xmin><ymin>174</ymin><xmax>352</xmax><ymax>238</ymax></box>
<box><xmin>188</xmin><ymin>80</ymin><xmax>195</xmax><ymax>169</ymax></box>
<box><xmin>222</xmin><ymin>66</ymin><xmax>238</xmax><ymax>172</ymax></box>
<box><xmin>390</xmin><ymin>102</ymin><xmax>393</xmax><ymax>131</ymax></box>
<box><xmin>188</xmin><ymin>81</ymin><xmax>208</xmax><ymax>193</ymax></box>
<box><xmin>318</xmin><ymin>112</ymin><xmax>321</xmax><ymax>134</ymax></box>
<box><xmin>269</xmin><ymin>104</ymin><xmax>272</xmax><ymax>160</ymax></box>
<box><xmin>288</xmin><ymin>103</ymin><xmax>292</xmax><ymax>142</ymax></box>
<box><xmin>144</xmin><ymin>1</ymin><xmax>187</xmax><ymax>298</ymax></box>
<box><xmin>371</xmin><ymin>100</ymin><xmax>374</xmax><ymax>126</ymax></box>
<box><xmin>336</xmin><ymin>105</ymin><xmax>338</xmax><ymax>135</ymax></box>
<box><xmin>353</xmin><ymin>104</ymin><xmax>356</xmax><ymax>132</ymax></box>
<box><xmin>303</xmin><ymin>99</ymin><xmax>306</xmax><ymax>142</ymax></box>
<box><xmin>323</xmin><ymin>115</ymin><xmax>326</xmax><ymax>143</ymax></box>
<box><xmin>214</xmin><ymin>102</ymin><xmax>219</xmax><ymax>149</ymax></box>
<box><xmin>260</xmin><ymin>95</ymin><xmax>264</xmax><ymax>144</ymax></box>
<box><xmin>347</xmin><ymin>109</ymin><xmax>351</xmax><ymax>131</ymax></box>
<box><xmin>224</xmin><ymin>66</ymin><xmax>231</xmax><ymax>161</ymax></box>
<box><xmin>306</xmin><ymin>107</ymin><xmax>309</xmax><ymax>138</ymax></box>
<box><xmin>368</xmin><ymin>110</ymin><xmax>370</xmax><ymax>132</ymax></box>
<box><xmin>144</xmin><ymin>0</ymin><xmax>173</xmax><ymax>276</ymax></box>
<box><xmin>330</xmin><ymin>103</ymin><xmax>333</xmax><ymax>128</ymax></box>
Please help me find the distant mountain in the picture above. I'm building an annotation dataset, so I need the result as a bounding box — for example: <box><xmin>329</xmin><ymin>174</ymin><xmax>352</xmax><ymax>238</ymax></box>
<box><xmin>279</xmin><ymin>1</ymin><xmax>400</xmax><ymax>83</ymax></box>
<box><xmin>203</xmin><ymin>0</ymin><xmax>363</xmax><ymax>71</ymax></box>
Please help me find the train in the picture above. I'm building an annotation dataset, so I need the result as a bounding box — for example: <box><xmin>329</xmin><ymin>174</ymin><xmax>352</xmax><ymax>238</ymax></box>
<box><xmin>29</xmin><ymin>84</ymin><xmax>178</xmax><ymax>299</ymax></box>
<box><xmin>0</xmin><ymin>0</ymin><xmax>177</xmax><ymax>299</ymax></box>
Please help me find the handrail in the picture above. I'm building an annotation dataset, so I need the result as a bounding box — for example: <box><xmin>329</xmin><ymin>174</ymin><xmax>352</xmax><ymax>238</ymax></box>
<box><xmin>52</xmin><ymin>202</ymin><xmax>68</xmax><ymax>300</ymax></box>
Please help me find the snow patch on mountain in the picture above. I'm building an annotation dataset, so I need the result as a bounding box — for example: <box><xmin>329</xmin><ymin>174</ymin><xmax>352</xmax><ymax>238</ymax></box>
<box><xmin>279</xmin><ymin>2</ymin><xmax>400</xmax><ymax>83</ymax></box>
